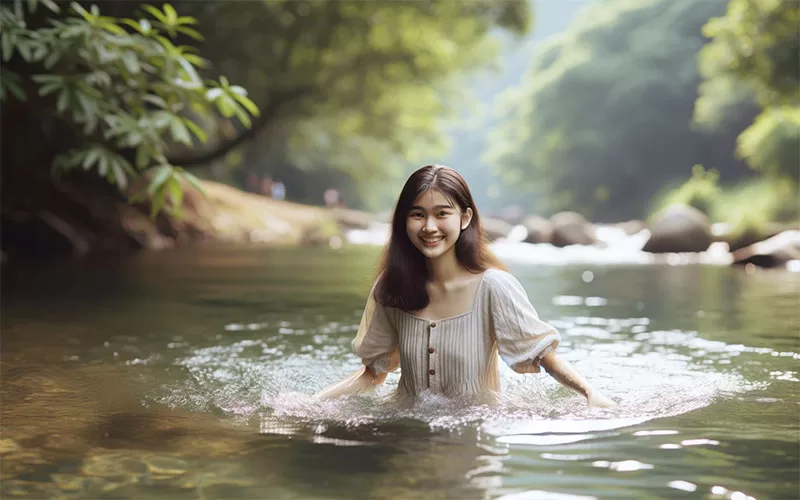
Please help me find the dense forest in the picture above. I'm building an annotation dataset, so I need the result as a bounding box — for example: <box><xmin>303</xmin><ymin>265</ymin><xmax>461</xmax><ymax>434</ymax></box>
<box><xmin>1</xmin><ymin>0</ymin><xmax>797</xmax><ymax>257</ymax></box>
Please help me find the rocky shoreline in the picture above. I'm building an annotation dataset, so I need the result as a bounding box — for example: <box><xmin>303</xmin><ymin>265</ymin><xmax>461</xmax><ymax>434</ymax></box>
<box><xmin>2</xmin><ymin>179</ymin><xmax>797</xmax><ymax>270</ymax></box>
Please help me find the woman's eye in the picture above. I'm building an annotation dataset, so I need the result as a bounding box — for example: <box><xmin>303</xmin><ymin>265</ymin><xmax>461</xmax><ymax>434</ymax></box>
<box><xmin>438</xmin><ymin>211</ymin><xmax>449</xmax><ymax>217</ymax></box>
<box><xmin>410</xmin><ymin>212</ymin><xmax>423</xmax><ymax>219</ymax></box>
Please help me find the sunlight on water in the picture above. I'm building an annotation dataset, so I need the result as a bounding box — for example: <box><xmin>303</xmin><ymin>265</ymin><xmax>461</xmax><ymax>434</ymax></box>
<box><xmin>155</xmin><ymin>310</ymin><xmax>762</xmax><ymax>443</ymax></box>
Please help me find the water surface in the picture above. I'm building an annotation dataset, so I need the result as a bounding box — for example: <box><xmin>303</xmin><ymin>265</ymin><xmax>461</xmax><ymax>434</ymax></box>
<box><xmin>2</xmin><ymin>244</ymin><xmax>797</xmax><ymax>499</ymax></box>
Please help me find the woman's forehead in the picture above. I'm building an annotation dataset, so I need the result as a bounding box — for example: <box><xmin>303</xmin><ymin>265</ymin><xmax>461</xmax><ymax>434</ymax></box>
<box><xmin>412</xmin><ymin>188</ymin><xmax>455</xmax><ymax>208</ymax></box>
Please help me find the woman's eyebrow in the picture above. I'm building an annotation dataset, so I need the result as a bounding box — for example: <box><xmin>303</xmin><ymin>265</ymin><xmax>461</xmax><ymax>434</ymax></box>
<box><xmin>410</xmin><ymin>204</ymin><xmax>454</xmax><ymax>211</ymax></box>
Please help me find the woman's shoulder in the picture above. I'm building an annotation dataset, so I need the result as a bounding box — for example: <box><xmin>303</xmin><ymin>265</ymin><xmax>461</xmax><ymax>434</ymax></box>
<box><xmin>481</xmin><ymin>267</ymin><xmax>529</xmax><ymax>301</ymax></box>
<box><xmin>482</xmin><ymin>267</ymin><xmax>520</xmax><ymax>288</ymax></box>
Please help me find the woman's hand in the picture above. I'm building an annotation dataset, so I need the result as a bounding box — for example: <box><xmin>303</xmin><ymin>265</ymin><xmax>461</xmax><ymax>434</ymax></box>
<box><xmin>315</xmin><ymin>366</ymin><xmax>378</xmax><ymax>400</ymax></box>
<box><xmin>587</xmin><ymin>390</ymin><xmax>616</xmax><ymax>409</ymax></box>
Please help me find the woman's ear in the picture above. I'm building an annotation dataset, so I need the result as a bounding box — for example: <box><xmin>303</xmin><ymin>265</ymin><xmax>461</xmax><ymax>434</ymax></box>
<box><xmin>461</xmin><ymin>207</ymin><xmax>474</xmax><ymax>230</ymax></box>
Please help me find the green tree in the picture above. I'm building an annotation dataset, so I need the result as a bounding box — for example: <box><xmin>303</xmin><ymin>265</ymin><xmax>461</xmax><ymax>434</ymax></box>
<box><xmin>169</xmin><ymin>0</ymin><xmax>531</xmax><ymax>209</ymax></box>
<box><xmin>695</xmin><ymin>0</ymin><xmax>800</xmax><ymax>181</ymax></box>
<box><xmin>0</xmin><ymin>0</ymin><xmax>258</xmax><ymax>215</ymax></box>
<box><xmin>486</xmin><ymin>0</ymin><xmax>752</xmax><ymax>221</ymax></box>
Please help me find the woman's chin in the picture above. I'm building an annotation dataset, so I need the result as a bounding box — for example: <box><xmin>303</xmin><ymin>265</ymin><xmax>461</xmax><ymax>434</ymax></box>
<box><xmin>416</xmin><ymin>244</ymin><xmax>450</xmax><ymax>260</ymax></box>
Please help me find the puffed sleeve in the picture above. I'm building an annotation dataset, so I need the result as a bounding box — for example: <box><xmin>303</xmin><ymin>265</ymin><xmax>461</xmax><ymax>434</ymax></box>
<box><xmin>488</xmin><ymin>270</ymin><xmax>561</xmax><ymax>374</ymax></box>
<box><xmin>351</xmin><ymin>281</ymin><xmax>400</xmax><ymax>374</ymax></box>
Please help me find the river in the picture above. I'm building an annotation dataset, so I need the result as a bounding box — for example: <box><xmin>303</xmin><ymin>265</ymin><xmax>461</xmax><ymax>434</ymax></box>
<box><xmin>1</xmin><ymin>242</ymin><xmax>797</xmax><ymax>499</ymax></box>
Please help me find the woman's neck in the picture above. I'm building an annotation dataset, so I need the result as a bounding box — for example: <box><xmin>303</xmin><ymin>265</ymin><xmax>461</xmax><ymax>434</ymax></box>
<box><xmin>426</xmin><ymin>249</ymin><xmax>466</xmax><ymax>284</ymax></box>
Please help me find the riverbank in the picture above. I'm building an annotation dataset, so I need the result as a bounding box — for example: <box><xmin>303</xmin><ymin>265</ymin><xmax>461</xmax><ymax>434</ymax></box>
<box><xmin>2</xmin><ymin>177</ymin><xmax>797</xmax><ymax>270</ymax></box>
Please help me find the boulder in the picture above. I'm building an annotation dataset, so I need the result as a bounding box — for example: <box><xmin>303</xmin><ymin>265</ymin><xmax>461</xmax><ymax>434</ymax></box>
<box><xmin>550</xmin><ymin>211</ymin><xmax>596</xmax><ymax>247</ymax></box>
<box><xmin>521</xmin><ymin>215</ymin><xmax>554</xmax><ymax>244</ymax></box>
<box><xmin>642</xmin><ymin>205</ymin><xmax>712</xmax><ymax>253</ymax></box>
<box><xmin>732</xmin><ymin>230</ymin><xmax>800</xmax><ymax>268</ymax></box>
<box><xmin>481</xmin><ymin>217</ymin><xmax>513</xmax><ymax>242</ymax></box>
<box><xmin>715</xmin><ymin>222</ymin><xmax>797</xmax><ymax>252</ymax></box>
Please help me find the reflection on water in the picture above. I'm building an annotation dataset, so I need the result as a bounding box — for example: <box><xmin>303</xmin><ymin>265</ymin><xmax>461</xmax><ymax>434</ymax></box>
<box><xmin>1</xmin><ymin>244</ymin><xmax>798</xmax><ymax>499</ymax></box>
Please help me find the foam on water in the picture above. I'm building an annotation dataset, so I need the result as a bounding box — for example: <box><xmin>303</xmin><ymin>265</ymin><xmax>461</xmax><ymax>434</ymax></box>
<box><xmin>346</xmin><ymin>225</ymin><xmax>734</xmax><ymax>266</ymax></box>
<box><xmin>153</xmin><ymin>316</ymin><xmax>764</xmax><ymax>442</ymax></box>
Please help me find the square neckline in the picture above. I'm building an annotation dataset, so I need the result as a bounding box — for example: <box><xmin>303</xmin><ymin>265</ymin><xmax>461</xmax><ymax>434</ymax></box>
<box><xmin>396</xmin><ymin>269</ymin><xmax>493</xmax><ymax>323</ymax></box>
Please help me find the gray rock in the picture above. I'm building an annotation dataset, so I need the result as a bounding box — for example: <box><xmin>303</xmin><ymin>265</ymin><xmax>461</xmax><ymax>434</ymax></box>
<box><xmin>550</xmin><ymin>211</ymin><xmax>596</xmax><ymax>247</ymax></box>
<box><xmin>732</xmin><ymin>230</ymin><xmax>800</xmax><ymax>268</ymax></box>
<box><xmin>643</xmin><ymin>205</ymin><xmax>711</xmax><ymax>253</ymax></box>
<box><xmin>481</xmin><ymin>217</ymin><xmax>513</xmax><ymax>242</ymax></box>
<box><xmin>521</xmin><ymin>215</ymin><xmax>554</xmax><ymax>244</ymax></box>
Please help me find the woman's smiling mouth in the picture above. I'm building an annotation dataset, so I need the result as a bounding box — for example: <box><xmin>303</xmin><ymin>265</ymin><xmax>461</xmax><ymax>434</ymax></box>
<box><xmin>421</xmin><ymin>236</ymin><xmax>443</xmax><ymax>247</ymax></box>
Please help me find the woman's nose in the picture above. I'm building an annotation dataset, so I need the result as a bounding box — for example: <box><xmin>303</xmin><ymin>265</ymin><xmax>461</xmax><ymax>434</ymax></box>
<box><xmin>423</xmin><ymin>217</ymin><xmax>437</xmax><ymax>231</ymax></box>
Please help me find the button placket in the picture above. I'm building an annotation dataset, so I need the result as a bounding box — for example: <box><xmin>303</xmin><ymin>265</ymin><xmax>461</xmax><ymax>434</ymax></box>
<box><xmin>427</xmin><ymin>321</ymin><xmax>439</xmax><ymax>391</ymax></box>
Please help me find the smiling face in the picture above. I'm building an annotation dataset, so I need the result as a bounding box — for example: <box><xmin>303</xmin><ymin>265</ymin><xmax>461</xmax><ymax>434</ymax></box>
<box><xmin>406</xmin><ymin>189</ymin><xmax>473</xmax><ymax>261</ymax></box>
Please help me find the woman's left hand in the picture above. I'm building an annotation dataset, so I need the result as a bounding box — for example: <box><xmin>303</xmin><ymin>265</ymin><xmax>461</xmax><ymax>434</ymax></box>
<box><xmin>587</xmin><ymin>390</ymin><xmax>616</xmax><ymax>409</ymax></box>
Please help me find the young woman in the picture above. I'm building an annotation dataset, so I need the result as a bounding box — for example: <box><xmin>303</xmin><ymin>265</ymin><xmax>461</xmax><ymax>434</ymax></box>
<box><xmin>317</xmin><ymin>165</ymin><xmax>614</xmax><ymax>408</ymax></box>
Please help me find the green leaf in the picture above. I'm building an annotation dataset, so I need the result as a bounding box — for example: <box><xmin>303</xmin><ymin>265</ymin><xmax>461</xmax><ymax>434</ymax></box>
<box><xmin>234</xmin><ymin>106</ymin><xmax>252</xmax><ymax>128</ymax></box>
<box><xmin>75</xmin><ymin>91</ymin><xmax>96</xmax><ymax>119</ymax></box>
<box><xmin>150</xmin><ymin>184</ymin><xmax>166</xmax><ymax>217</ymax></box>
<box><xmin>183</xmin><ymin>118</ymin><xmax>207</xmax><ymax>142</ymax></box>
<box><xmin>169</xmin><ymin>116</ymin><xmax>192</xmax><ymax>145</ymax></box>
<box><xmin>56</xmin><ymin>88</ymin><xmax>70</xmax><ymax>112</ymax></box>
<box><xmin>2</xmin><ymin>31</ymin><xmax>14</xmax><ymax>62</ymax></box>
<box><xmin>215</xmin><ymin>94</ymin><xmax>236</xmax><ymax>118</ymax></box>
<box><xmin>121</xmin><ymin>50</ymin><xmax>141</xmax><ymax>74</ymax></box>
<box><xmin>184</xmin><ymin>54</ymin><xmax>206</xmax><ymax>67</ymax></box>
<box><xmin>147</xmin><ymin>165</ymin><xmax>172</xmax><ymax>195</ymax></box>
<box><xmin>141</xmin><ymin>5</ymin><xmax>167</xmax><ymax>24</ymax></box>
<box><xmin>205</xmin><ymin>87</ymin><xmax>224</xmax><ymax>101</ymax></box>
<box><xmin>71</xmin><ymin>2</ymin><xmax>91</xmax><ymax>21</ymax></box>
<box><xmin>175</xmin><ymin>26</ymin><xmax>203</xmax><ymax>41</ymax></box>
<box><xmin>17</xmin><ymin>39</ymin><xmax>33</xmax><ymax>62</ymax></box>
<box><xmin>135</xmin><ymin>144</ymin><xmax>150</xmax><ymax>169</ymax></box>
<box><xmin>97</xmin><ymin>151</ymin><xmax>109</xmax><ymax>176</ymax></box>
<box><xmin>110</xmin><ymin>160</ymin><xmax>124</xmax><ymax>187</ymax></box>
<box><xmin>175</xmin><ymin>57</ymin><xmax>202</xmax><ymax>89</ymax></box>
<box><xmin>142</xmin><ymin>94</ymin><xmax>167</xmax><ymax>108</ymax></box>
<box><xmin>43</xmin><ymin>50</ymin><xmax>60</xmax><ymax>69</ymax></box>
<box><xmin>163</xmin><ymin>3</ymin><xmax>178</xmax><ymax>24</ymax></box>
<box><xmin>166</xmin><ymin>176</ymin><xmax>183</xmax><ymax>210</ymax></box>
<box><xmin>37</xmin><ymin>83</ymin><xmax>61</xmax><ymax>100</ymax></box>
<box><xmin>121</xmin><ymin>19</ymin><xmax>142</xmax><ymax>33</ymax></box>
<box><xmin>231</xmin><ymin>92</ymin><xmax>260</xmax><ymax>117</ymax></box>
<box><xmin>41</xmin><ymin>0</ymin><xmax>59</xmax><ymax>12</ymax></box>
<box><xmin>177</xmin><ymin>169</ymin><xmax>206</xmax><ymax>196</ymax></box>
<box><xmin>1</xmin><ymin>70</ymin><xmax>26</xmax><ymax>102</ymax></box>
<box><xmin>82</xmin><ymin>147</ymin><xmax>100</xmax><ymax>170</ymax></box>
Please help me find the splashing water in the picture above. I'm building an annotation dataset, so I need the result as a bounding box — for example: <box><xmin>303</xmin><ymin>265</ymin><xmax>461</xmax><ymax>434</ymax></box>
<box><xmin>152</xmin><ymin>313</ymin><xmax>759</xmax><ymax>444</ymax></box>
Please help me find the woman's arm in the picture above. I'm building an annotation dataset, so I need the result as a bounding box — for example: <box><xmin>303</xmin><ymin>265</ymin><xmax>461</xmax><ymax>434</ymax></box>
<box><xmin>314</xmin><ymin>366</ymin><xmax>387</xmax><ymax>400</ymax></box>
<box><xmin>540</xmin><ymin>351</ymin><xmax>615</xmax><ymax>408</ymax></box>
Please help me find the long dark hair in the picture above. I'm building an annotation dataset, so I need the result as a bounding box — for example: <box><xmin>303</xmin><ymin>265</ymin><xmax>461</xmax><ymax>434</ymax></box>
<box><xmin>375</xmin><ymin>165</ymin><xmax>505</xmax><ymax>311</ymax></box>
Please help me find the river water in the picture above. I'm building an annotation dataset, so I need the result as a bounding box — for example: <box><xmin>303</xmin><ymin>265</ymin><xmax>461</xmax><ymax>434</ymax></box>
<box><xmin>1</xmin><ymin>242</ymin><xmax>798</xmax><ymax>499</ymax></box>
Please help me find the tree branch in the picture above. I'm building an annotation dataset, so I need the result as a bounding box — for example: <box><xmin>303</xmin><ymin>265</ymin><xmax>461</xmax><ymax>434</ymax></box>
<box><xmin>167</xmin><ymin>86</ymin><xmax>313</xmax><ymax>168</ymax></box>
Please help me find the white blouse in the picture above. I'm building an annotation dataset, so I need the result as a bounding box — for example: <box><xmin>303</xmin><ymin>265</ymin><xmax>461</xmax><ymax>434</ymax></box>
<box><xmin>352</xmin><ymin>268</ymin><xmax>560</xmax><ymax>400</ymax></box>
